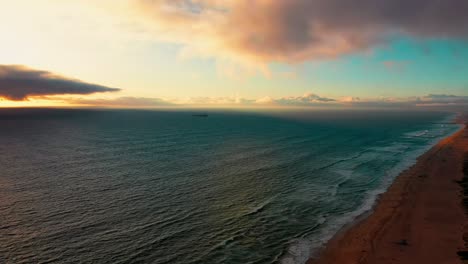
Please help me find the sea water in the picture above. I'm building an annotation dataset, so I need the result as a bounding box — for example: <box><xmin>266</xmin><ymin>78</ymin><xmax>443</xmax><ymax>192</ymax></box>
<box><xmin>0</xmin><ymin>109</ymin><xmax>461</xmax><ymax>264</ymax></box>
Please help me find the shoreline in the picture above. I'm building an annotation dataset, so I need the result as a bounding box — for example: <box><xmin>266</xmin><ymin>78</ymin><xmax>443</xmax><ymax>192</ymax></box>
<box><xmin>308</xmin><ymin>114</ymin><xmax>467</xmax><ymax>264</ymax></box>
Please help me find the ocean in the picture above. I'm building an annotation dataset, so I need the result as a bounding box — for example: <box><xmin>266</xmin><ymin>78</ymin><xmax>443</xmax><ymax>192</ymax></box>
<box><xmin>0</xmin><ymin>109</ymin><xmax>461</xmax><ymax>264</ymax></box>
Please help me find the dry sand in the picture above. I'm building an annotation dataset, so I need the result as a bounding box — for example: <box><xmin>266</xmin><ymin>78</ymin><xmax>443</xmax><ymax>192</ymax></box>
<box><xmin>310</xmin><ymin>116</ymin><xmax>468</xmax><ymax>264</ymax></box>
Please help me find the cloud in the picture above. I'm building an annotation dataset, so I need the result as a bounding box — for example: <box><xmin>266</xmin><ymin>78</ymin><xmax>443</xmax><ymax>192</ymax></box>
<box><xmin>180</xmin><ymin>94</ymin><xmax>337</xmax><ymax>107</ymax></box>
<box><xmin>64</xmin><ymin>93</ymin><xmax>336</xmax><ymax>108</ymax></box>
<box><xmin>67</xmin><ymin>96</ymin><xmax>173</xmax><ymax>108</ymax></box>
<box><xmin>415</xmin><ymin>94</ymin><xmax>468</xmax><ymax>106</ymax></box>
<box><xmin>59</xmin><ymin>93</ymin><xmax>468</xmax><ymax>109</ymax></box>
<box><xmin>382</xmin><ymin>60</ymin><xmax>410</xmax><ymax>71</ymax></box>
<box><xmin>271</xmin><ymin>93</ymin><xmax>336</xmax><ymax>106</ymax></box>
<box><xmin>339</xmin><ymin>96</ymin><xmax>361</xmax><ymax>103</ymax></box>
<box><xmin>68</xmin><ymin>96</ymin><xmax>256</xmax><ymax>107</ymax></box>
<box><xmin>0</xmin><ymin>65</ymin><xmax>120</xmax><ymax>100</ymax></box>
<box><xmin>342</xmin><ymin>94</ymin><xmax>468</xmax><ymax>108</ymax></box>
<box><xmin>174</xmin><ymin>96</ymin><xmax>256</xmax><ymax>106</ymax></box>
<box><xmin>135</xmin><ymin>0</ymin><xmax>468</xmax><ymax>65</ymax></box>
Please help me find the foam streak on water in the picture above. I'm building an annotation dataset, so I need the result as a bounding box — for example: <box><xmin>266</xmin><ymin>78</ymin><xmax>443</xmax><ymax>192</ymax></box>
<box><xmin>0</xmin><ymin>109</ymin><xmax>461</xmax><ymax>264</ymax></box>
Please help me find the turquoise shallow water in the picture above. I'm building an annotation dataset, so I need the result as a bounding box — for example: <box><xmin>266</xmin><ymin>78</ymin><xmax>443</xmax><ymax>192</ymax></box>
<box><xmin>0</xmin><ymin>109</ymin><xmax>461</xmax><ymax>264</ymax></box>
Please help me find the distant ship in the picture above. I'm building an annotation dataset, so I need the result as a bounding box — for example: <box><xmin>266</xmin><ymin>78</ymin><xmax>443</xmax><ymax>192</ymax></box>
<box><xmin>192</xmin><ymin>114</ymin><xmax>208</xmax><ymax>117</ymax></box>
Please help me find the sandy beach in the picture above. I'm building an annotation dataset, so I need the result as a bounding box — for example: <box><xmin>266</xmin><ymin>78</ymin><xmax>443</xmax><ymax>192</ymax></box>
<box><xmin>310</xmin><ymin>115</ymin><xmax>468</xmax><ymax>264</ymax></box>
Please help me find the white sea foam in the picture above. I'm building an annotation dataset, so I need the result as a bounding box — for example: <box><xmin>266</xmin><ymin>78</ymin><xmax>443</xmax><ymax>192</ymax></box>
<box><xmin>245</xmin><ymin>196</ymin><xmax>276</xmax><ymax>216</ymax></box>
<box><xmin>280</xmin><ymin>187</ymin><xmax>386</xmax><ymax>264</ymax></box>
<box><xmin>404</xmin><ymin>130</ymin><xmax>429</xmax><ymax>138</ymax></box>
<box><xmin>281</xmin><ymin>239</ymin><xmax>313</xmax><ymax>264</ymax></box>
<box><xmin>280</xmin><ymin>115</ymin><xmax>463</xmax><ymax>264</ymax></box>
<box><xmin>369</xmin><ymin>143</ymin><xmax>409</xmax><ymax>153</ymax></box>
<box><xmin>327</xmin><ymin>169</ymin><xmax>353</xmax><ymax>197</ymax></box>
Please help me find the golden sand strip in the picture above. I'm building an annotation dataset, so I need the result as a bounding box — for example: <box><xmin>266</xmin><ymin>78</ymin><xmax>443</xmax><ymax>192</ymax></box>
<box><xmin>310</xmin><ymin>117</ymin><xmax>468</xmax><ymax>264</ymax></box>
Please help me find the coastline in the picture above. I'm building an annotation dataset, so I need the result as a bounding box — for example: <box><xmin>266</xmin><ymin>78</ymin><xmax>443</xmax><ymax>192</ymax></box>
<box><xmin>308</xmin><ymin>114</ymin><xmax>468</xmax><ymax>264</ymax></box>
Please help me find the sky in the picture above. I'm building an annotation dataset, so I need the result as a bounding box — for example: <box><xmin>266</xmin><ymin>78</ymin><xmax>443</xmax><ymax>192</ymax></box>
<box><xmin>0</xmin><ymin>0</ymin><xmax>467</xmax><ymax>109</ymax></box>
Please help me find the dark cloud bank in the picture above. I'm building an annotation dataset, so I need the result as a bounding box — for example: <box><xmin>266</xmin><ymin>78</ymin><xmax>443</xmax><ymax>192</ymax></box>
<box><xmin>0</xmin><ymin>65</ymin><xmax>120</xmax><ymax>100</ymax></box>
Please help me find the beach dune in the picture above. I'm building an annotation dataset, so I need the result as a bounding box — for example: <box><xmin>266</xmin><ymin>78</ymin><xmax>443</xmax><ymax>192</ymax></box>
<box><xmin>311</xmin><ymin>118</ymin><xmax>468</xmax><ymax>264</ymax></box>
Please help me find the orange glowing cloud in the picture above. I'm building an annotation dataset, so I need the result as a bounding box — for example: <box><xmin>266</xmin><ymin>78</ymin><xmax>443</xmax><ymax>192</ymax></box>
<box><xmin>134</xmin><ymin>0</ymin><xmax>468</xmax><ymax>65</ymax></box>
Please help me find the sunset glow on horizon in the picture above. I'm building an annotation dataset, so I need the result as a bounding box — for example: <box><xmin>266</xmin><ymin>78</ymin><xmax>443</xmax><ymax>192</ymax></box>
<box><xmin>0</xmin><ymin>0</ymin><xmax>467</xmax><ymax>109</ymax></box>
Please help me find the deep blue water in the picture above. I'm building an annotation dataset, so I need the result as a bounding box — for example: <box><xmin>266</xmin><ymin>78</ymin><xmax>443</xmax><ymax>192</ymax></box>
<box><xmin>0</xmin><ymin>109</ymin><xmax>461</xmax><ymax>264</ymax></box>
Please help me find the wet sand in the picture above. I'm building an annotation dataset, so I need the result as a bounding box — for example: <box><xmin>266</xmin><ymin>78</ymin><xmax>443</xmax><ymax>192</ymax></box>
<box><xmin>310</xmin><ymin>117</ymin><xmax>468</xmax><ymax>264</ymax></box>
